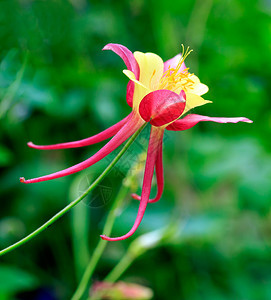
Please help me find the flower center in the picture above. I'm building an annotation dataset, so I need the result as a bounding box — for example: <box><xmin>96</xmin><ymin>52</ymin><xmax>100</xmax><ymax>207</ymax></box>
<box><xmin>158</xmin><ymin>46</ymin><xmax>195</xmax><ymax>93</ymax></box>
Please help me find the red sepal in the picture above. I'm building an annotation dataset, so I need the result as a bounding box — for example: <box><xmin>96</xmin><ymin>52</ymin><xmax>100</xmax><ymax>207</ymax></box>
<box><xmin>139</xmin><ymin>89</ymin><xmax>186</xmax><ymax>127</ymax></box>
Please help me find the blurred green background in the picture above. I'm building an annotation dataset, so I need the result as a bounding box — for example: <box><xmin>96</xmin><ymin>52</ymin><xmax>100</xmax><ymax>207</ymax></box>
<box><xmin>0</xmin><ymin>0</ymin><xmax>270</xmax><ymax>299</ymax></box>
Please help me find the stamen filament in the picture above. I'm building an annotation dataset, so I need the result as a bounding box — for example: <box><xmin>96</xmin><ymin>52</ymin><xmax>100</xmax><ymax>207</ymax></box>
<box><xmin>159</xmin><ymin>45</ymin><xmax>195</xmax><ymax>93</ymax></box>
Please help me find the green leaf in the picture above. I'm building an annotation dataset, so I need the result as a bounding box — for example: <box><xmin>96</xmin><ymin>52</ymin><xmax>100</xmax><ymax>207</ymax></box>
<box><xmin>0</xmin><ymin>265</ymin><xmax>37</xmax><ymax>294</ymax></box>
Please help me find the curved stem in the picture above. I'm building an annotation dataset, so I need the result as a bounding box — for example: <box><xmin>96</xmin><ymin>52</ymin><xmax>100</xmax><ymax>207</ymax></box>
<box><xmin>0</xmin><ymin>123</ymin><xmax>146</xmax><ymax>257</ymax></box>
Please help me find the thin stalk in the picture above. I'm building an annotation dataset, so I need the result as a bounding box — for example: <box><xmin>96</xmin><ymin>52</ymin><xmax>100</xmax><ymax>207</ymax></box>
<box><xmin>0</xmin><ymin>52</ymin><xmax>28</xmax><ymax>118</ymax></box>
<box><xmin>71</xmin><ymin>185</ymin><xmax>130</xmax><ymax>300</ymax></box>
<box><xmin>104</xmin><ymin>252</ymin><xmax>135</xmax><ymax>283</ymax></box>
<box><xmin>89</xmin><ymin>249</ymin><xmax>139</xmax><ymax>300</ymax></box>
<box><xmin>0</xmin><ymin>123</ymin><xmax>146</xmax><ymax>257</ymax></box>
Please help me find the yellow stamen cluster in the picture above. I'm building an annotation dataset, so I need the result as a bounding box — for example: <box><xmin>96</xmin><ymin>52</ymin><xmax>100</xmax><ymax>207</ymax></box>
<box><xmin>159</xmin><ymin>45</ymin><xmax>195</xmax><ymax>93</ymax></box>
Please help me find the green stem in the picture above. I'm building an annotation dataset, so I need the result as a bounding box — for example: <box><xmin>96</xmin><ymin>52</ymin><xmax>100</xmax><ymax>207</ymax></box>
<box><xmin>0</xmin><ymin>123</ymin><xmax>146</xmax><ymax>257</ymax></box>
<box><xmin>71</xmin><ymin>186</ymin><xmax>130</xmax><ymax>300</ymax></box>
<box><xmin>0</xmin><ymin>52</ymin><xmax>28</xmax><ymax>118</ymax></box>
<box><xmin>89</xmin><ymin>247</ymin><xmax>139</xmax><ymax>300</ymax></box>
<box><xmin>185</xmin><ymin>0</ymin><xmax>213</xmax><ymax>73</ymax></box>
<box><xmin>105</xmin><ymin>252</ymin><xmax>135</xmax><ymax>283</ymax></box>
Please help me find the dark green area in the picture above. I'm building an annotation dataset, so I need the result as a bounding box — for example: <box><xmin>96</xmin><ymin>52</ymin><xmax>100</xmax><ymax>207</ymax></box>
<box><xmin>0</xmin><ymin>0</ymin><xmax>270</xmax><ymax>299</ymax></box>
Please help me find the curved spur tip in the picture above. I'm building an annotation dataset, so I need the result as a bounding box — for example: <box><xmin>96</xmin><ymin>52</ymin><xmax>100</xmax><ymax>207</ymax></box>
<box><xmin>19</xmin><ymin>177</ymin><xmax>26</xmax><ymax>183</ymax></box>
<box><xmin>27</xmin><ymin>142</ymin><xmax>34</xmax><ymax>147</ymax></box>
<box><xmin>100</xmin><ymin>235</ymin><xmax>107</xmax><ymax>240</ymax></box>
<box><xmin>131</xmin><ymin>193</ymin><xmax>141</xmax><ymax>201</ymax></box>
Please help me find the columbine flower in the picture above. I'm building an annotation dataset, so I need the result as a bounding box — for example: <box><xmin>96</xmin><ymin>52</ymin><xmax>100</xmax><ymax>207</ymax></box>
<box><xmin>20</xmin><ymin>43</ymin><xmax>252</xmax><ymax>241</ymax></box>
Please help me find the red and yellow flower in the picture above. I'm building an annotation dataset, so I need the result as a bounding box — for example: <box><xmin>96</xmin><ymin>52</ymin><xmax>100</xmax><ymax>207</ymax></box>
<box><xmin>20</xmin><ymin>43</ymin><xmax>252</xmax><ymax>241</ymax></box>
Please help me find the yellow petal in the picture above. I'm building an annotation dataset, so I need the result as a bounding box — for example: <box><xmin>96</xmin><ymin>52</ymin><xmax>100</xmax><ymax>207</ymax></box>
<box><xmin>182</xmin><ymin>92</ymin><xmax>212</xmax><ymax>115</ymax></box>
<box><xmin>134</xmin><ymin>52</ymin><xmax>164</xmax><ymax>90</ymax></box>
<box><xmin>123</xmin><ymin>70</ymin><xmax>151</xmax><ymax>92</ymax></box>
<box><xmin>186</xmin><ymin>74</ymin><xmax>209</xmax><ymax>96</ymax></box>
<box><xmin>131</xmin><ymin>52</ymin><xmax>164</xmax><ymax>110</ymax></box>
<box><xmin>192</xmin><ymin>83</ymin><xmax>209</xmax><ymax>96</ymax></box>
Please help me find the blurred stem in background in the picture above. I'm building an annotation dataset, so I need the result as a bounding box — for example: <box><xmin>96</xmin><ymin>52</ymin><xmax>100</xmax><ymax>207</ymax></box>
<box><xmin>0</xmin><ymin>123</ymin><xmax>146</xmax><ymax>257</ymax></box>
<box><xmin>70</xmin><ymin>175</ymin><xmax>91</xmax><ymax>281</ymax></box>
<box><xmin>72</xmin><ymin>150</ymin><xmax>150</xmax><ymax>299</ymax></box>
<box><xmin>185</xmin><ymin>0</ymin><xmax>213</xmax><ymax>73</ymax></box>
<box><xmin>71</xmin><ymin>169</ymin><xmax>136</xmax><ymax>300</ymax></box>
<box><xmin>0</xmin><ymin>52</ymin><xmax>28</xmax><ymax>119</ymax></box>
<box><xmin>88</xmin><ymin>222</ymin><xmax>181</xmax><ymax>300</ymax></box>
<box><xmin>72</xmin><ymin>139</ymin><xmax>181</xmax><ymax>300</ymax></box>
